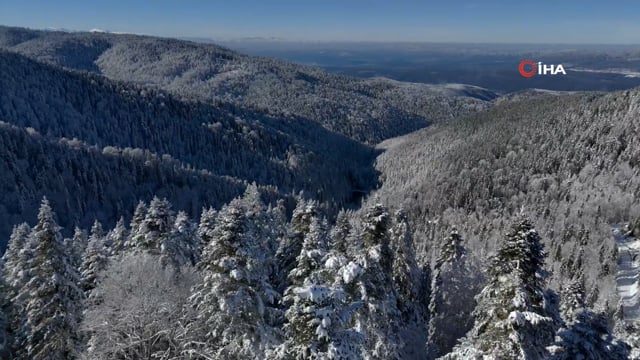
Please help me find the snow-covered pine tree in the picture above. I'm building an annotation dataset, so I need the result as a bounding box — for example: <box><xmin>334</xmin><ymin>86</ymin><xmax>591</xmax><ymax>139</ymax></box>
<box><xmin>353</xmin><ymin>203</ymin><xmax>402</xmax><ymax>360</ymax></box>
<box><xmin>434</xmin><ymin>227</ymin><xmax>465</xmax><ymax>268</ymax></box>
<box><xmin>185</xmin><ymin>197</ymin><xmax>280</xmax><ymax>359</ymax></box>
<box><xmin>276</xmin><ymin>217</ymin><xmax>329</xmax><ymax>358</ymax></box>
<box><xmin>287</xmin><ymin>216</ymin><xmax>328</xmax><ymax>287</ymax></box>
<box><xmin>106</xmin><ymin>217</ymin><xmax>128</xmax><ymax>256</ymax></box>
<box><xmin>390</xmin><ymin>210</ymin><xmax>421</xmax><ymax>321</ymax></box>
<box><xmin>1</xmin><ymin>223</ymin><xmax>33</xmax><ymax>357</ymax></box>
<box><xmin>18</xmin><ymin>198</ymin><xmax>84</xmax><ymax>359</ymax></box>
<box><xmin>271</xmin><ymin>216</ymin><xmax>363</xmax><ymax>359</ymax></box>
<box><xmin>331</xmin><ymin>210</ymin><xmax>352</xmax><ymax>256</ymax></box>
<box><xmin>548</xmin><ymin>276</ymin><xmax>629</xmax><ymax>360</ymax></box>
<box><xmin>267</xmin><ymin>199</ymin><xmax>289</xmax><ymax>286</ymax></box>
<box><xmin>170</xmin><ymin>211</ymin><xmax>199</xmax><ymax>266</ymax></box>
<box><xmin>125</xmin><ymin>200</ymin><xmax>147</xmax><ymax>250</ymax></box>
<box><xmin>275</xmin><ymin>197</ymin><xmax>319</xmax><ymax>292</ymax></box>
<box><xmin>443</xmin><ymin>217</ymin><xmax>558</xmax><ymax>360</ymax></box>
<box><xmin>427</xmin><ymin>228</ymin><xmax>481</xmax><ymax>359</ymax></box>
<box><xmin>242</xmin><ymin>184</ymin><xmax>281</xmax><ymax>281</ymax></box>
<box><xmin>1</xmin><ymin>223</ymin><xmax>31</xmax><ymax>301</ymax></box>
<box><xmin>131</xmin><ymin>197</ymin><xmax>175</xmax><ymax>257</ymax></box>
<box><xmin>560</xmin><ymin>275</ymin><xmax>586</xmax><ymax>319</ymax></box>
<box><xmin>64</xmin><ymin>227</ymin><xmax>88</xmax><ymax>271</ymax></box>
<box><xmin>197</xmin><ymin>206</ymin><xmax>218</xmax><ymax>251</ymax></box>
<box><xmin>80</xmin><ymin>221</ymin><xmax>109</xmax><ymax>299</ymax></box>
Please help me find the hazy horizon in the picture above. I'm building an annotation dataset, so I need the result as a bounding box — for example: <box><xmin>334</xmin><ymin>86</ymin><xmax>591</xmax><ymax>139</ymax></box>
<box><xmin>2</xmin><ymin>0</ymin><xmax>640</xmax><ymax>44</ymax></box>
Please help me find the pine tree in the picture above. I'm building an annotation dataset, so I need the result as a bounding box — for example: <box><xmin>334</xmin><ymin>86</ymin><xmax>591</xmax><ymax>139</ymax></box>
<box><xmin>80</xmin><ymin>221</ymin><xmax>109</xmax><ymax>299</ymax></box>
<box><xmin>125</xmin><ymin>200</ymin><xmax>147</xmax><ymax>250</ymax></box>
<box><xmin>18</xmin><ymin>198</ymin><xmax>84</xmax><ymax>359</ymax></box>
<box><xmin>390</xmin><ymin>210</ymin><xmax>420</xmax><ymax>321</ymax></box>
<box><xmin>242</xmin><ymin>184</ymin><xmax>280</xmax><ymax>278</ymax></box>
<box><xmin>434</xmin><ymin>227</ymin><xmax>465</xmax><ymax>268</ymax></box>
<box><xmin>64</xmin><ymin>227</ymin><xmax>88</xmax><ymax>271</ymax></box>
<box><xmin>170</xmin><ymin>211</ymin><xmax>199</xmax><ymax>266</ymax></box>
<box><xmin>185</xmin><ymin>198</ymin><xmax>279</xmax><ymax>358</ymax></box>
<box><xmin>1</xmin><ymin>223</ymin><xmax>31</xmax><ymax>301</ymax></box>
<box><xmin>106</xmin><ymin>217</ymin><xmax>128</xmax><ymax>256</ymax></box>
<box><xmin>130</xmin><ymin>197</ymin><xmax>174</xmax><ymax>255</ymax></box>
<box><xmin>275</xmin><ymin>198</ymin><xmax>319</xmax><ymax>292</ymax></box>
<box><xmin>272</xmin><ymin>216</ymin><xmax>363</xmax><ymax>359</ymax></box>
<box><xmin>1</xmin><ymin>223</ymin><xmax>33</xmax><ymax>357</ymax></box>
<box><xmin>352</xmin><ymin>203</ymin><xmax>402</xmax><ymax>359</ymax></box>
<box><xmin>330</xmin><ymin>210</ymin><xmax>352</xmax><ymax>255</ymax></box>
<box><xmin>427</xmin><ymin>228</ymin><xmax>480</xmax><ymax>359</ymax></box>
<box><xmin>443</xmin><ymin>217</ymin><xmax>558</xmax><ymax>360</ymax></box>
<box><xmin>287</xmin><ymin>217</ymin><xmax>328</xmax><ymax>287</ymax></box>
<box><xmin>197</xmin><ymin>207</ymin><xmax>218</xmax><ymax>251</ymax></box>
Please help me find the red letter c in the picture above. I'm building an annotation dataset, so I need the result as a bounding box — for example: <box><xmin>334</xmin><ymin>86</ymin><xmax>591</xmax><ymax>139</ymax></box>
<box><xmin>519</xmin><ymin>59</ymin><xmax>536</xmax><ymax>78</ymax></box>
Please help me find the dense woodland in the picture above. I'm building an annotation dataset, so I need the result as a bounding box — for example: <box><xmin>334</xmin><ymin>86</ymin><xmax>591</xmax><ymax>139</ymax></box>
<box><xmin>374</xmin><ymin>89</ymin><xmax>640</xmax><ymax>356</ymax></box>
<box><xmin>0</xmin><ymin>49</ymin><xmax>379</xmax><ymax>245</ymax></box>
<box><xmin>0</xmin><ymin>25</ymin><xmax>639</xmax><ymax>359</ymax></box>
<box><xmin>0</xmin><ymin>26</ymin><xmax>493</xmax><ymax>144</ymax></box>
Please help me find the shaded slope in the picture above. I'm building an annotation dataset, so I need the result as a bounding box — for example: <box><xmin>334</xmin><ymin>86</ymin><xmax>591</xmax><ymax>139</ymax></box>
<box><xmin>0</xmin><ymin>121</ymin><xmax>251</xmax><ymax>249</ymax></box>
<box><xmin>0</xmin><ymin>50</ymin><xmax>377</xmax><ymax>205</ymax></box>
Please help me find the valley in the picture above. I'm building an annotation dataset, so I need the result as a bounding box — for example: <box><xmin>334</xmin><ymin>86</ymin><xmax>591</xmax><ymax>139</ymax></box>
<box><xmin>0</xmin><ymin>24</ymin><xmax>638</xmax><ymax>359</ymax></box>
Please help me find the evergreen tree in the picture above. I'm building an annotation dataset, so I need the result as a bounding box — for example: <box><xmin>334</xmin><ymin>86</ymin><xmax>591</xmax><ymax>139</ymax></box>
<box><xmin>125</xmin><ymin>200</ymin><xmax>147</xmax><ymax>250</ymax></box>
<box><xmin>434</xmin><ymin>227</ymin><xmax>465</xmax><ymax>268</ymax></box>
<box><xmin>287</xmin><ymin>217</ymin><xmax>328</xmax><ymax>287</ymax></box>
<box><xmin>197</xmin><ymin>207</ymin><xmax>218</xmax><ymax>251</ymax></box>
<box><xmin>427</xmin><ymin>228</ymin><xmax>480</xmax><ymax>359</ymax></box>
<box><xmin>18</xmin><ymin>198</ymin><xmax>84</xmax><ymax>359</ymax></box>
<box><xmin>330</xmin><ymin>210</ymin><xmax>352</xmax><ymax>255</ymax></box>
<box><xmin>131</xmin><ymin>197</ymin><xmax>174</xmax><ymax>255</ymax></box>
<box><xmin>1</xmin><ymin>223</ymin><xmax>31</xmax><ymax>301</ymax></box>
<box><xmin>1</xmin><ymin>223</ymin><xmax>33</xmax><ymax>357</ymax></box>
<box><xmin>185</xmin><ymin>197</ymin><xmax>279</xmax><ymax>358</ymax></box>
<box><xmin>390</xmin><ymin>210</ymin><xmax>420</xmax><ymax>321</ymax></box>
<box><xmin>444</xmin><ymin>217</ymin><xmax>558</xmax><ymax>360</ymax></box>
<box><xmin>64</xmin><ymin>227</ymin><xmax>88</xmax><ymax>271</ymax></box>
<box><xmin>272</xmin><ymin>216</ymin><xmax>363</xmax><ymax>359</ymax></box>
<box><xmin>170</xmin><ymin>211</ymin><xmax>199</xmax><ymax>266</ymax></box>
<box><xmin>80</xmin><ymin>221</ymin><xmax>109</xmax><ymax>298</ymax></box>
<box><xmin>106</xmin><ymin>217</ymin><xmax>128</xmax><ymax>256</ymax></box>
<box><xmin>352</xmin><ymin>203</ymin><xmax>402</xmax><ymax>359</ymax></box>
<box><xmin>275</xmin><ymin>197</ymin><xmax>319</xmax><ymax>292</ymax></box>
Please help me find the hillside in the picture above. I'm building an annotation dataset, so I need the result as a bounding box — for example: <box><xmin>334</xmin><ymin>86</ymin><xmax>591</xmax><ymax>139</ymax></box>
<box><xmin>0</xmin><ymin>50</ymin><xmax>381</xmax><ymax>247</ymax></box>
<box><xmin>372</xmin><ymin>88</ymin><xmax>640</xmax><ymax>327</ymax></box>
<box><xmin>1</xmin><ymin>24</ymin><xmax>638</xmax><ymax>359</ymax></box>
<box><xmin>0</xmin><ymin>26</ymin><xmax>494</xmax><ymax>144</ymax></box>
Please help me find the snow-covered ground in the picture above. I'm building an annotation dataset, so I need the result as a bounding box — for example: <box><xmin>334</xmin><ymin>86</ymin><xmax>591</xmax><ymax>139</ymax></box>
<box><xmin>614</xmin><ymin>226</ymin><xmax>640</xmax><ymax>323</ymax></box>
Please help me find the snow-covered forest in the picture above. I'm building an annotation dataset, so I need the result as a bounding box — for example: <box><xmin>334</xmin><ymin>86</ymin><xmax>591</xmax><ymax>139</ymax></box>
<box><xmin>1</xmin><ymin>25</ymin><xmax>640</xmax><ymax>359</ymax></box>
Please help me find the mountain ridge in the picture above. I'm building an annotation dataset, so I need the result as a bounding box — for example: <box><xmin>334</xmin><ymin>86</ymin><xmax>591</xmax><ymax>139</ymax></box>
<box><xmin>0</xmin><ymin>25</ymin><xmax>495</xmax><ymax>144</ymax></box>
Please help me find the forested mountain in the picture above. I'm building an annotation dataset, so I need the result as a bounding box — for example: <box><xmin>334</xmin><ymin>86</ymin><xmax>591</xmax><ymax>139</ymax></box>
<box><xmin>1</xmin><ymin>24</ymin><xmax>639</xmax><ymax>359</ymax></box>
<box><xmin>0</xmin><ymin>26</ymin><xmax>493</xmax><ymax>144</ymax></box>
<box><xmin>0</xmin><ymin>49</ymin><xmax>382</xmax><ymax>248</ymax></box>
<box><xmin>373</xmin><ymin>88</ymin><xmax>640</xmax><ymax>356</ymax></box>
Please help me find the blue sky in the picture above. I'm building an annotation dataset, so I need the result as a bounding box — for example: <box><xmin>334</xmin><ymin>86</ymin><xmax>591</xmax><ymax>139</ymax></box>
<box><xmin>1</xmin><ymin>0</ymin><xmax>639</xmax><ymax>43</ymax></box>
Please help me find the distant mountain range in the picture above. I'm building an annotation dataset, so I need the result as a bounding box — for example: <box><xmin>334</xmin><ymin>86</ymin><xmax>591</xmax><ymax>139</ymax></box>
<box><xmin>0</xmin><ymin>26</ymin><xmax>496</xmax><ymax>144</ymax></box>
